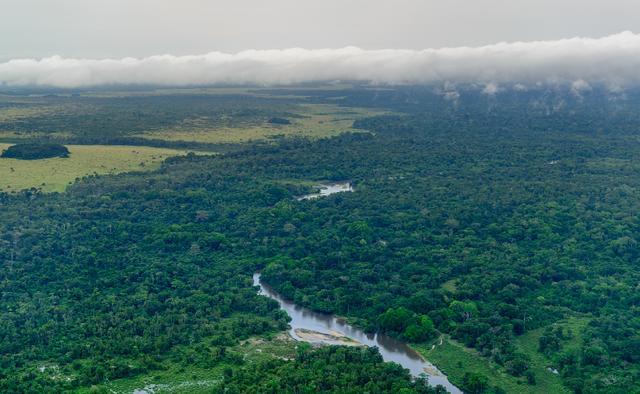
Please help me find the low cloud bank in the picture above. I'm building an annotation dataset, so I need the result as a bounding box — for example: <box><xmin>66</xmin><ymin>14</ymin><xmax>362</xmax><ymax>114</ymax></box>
<box><xmin>1</xmin><ymin>32</ymin><xmax>640</xmax><ymax>89</ymax></box>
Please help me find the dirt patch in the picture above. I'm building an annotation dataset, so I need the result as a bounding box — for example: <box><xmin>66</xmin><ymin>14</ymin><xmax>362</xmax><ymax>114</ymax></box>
<box><xmin>294</xmin><ymin>328</ymin><xmax>363</xmax><ymax>346</ymax></box>
<box><xmin>423</xmin><ymin>365</ymin><xmax>444</xmax><ymax>377</ymax></box>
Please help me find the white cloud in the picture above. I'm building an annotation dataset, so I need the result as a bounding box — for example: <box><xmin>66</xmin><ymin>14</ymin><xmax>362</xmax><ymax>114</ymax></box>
<box><xmin>1</xmin><ymin>32</ymin><xmax>640</xmax><ymax>88</ymax></box>
<box><xmin>482</xmin><ymin>82</ymin><xmax>499</xmax><ymax>95</ymax></box>
<box><xmin>571</xmin><ymin>79</ymin><xmax>592</xmax><ymax>92</ymax></box>
<box><xmin>513</xmin><ymin>83</ymin><xmax>528</xmax><ymax>91</ymax></box>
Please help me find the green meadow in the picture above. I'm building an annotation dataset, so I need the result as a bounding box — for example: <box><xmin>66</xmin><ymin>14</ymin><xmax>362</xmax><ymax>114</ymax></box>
<box><xmin>0</xmin><ymin>144</ymin><xmax>197</xmax><ymax>192</ymax></box>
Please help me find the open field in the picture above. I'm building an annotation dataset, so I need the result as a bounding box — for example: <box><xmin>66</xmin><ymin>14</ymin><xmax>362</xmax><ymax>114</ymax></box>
<box><xmin>0</xmin><ymin>97</ymin><xmax>386</xmax><ymax>193</ymax></box>
<box><xmin>416</xmin><ymin>338</ymin><xmax>568</xmax><ymax>393</ymax></box>
<box><xmin>0</xmin><ymin>105</ymin><xmax>65</xmax><ymax>122</ymax></box>
<box><xmin>136</xmin><ymin>104</ymin><xmax>386</xmax><ymax>143</ymax></box>
<box><xmin>0</xmin><ymin>91</ymin><xmax>385</xmax><ymax>144</ymax></box>
<box><xmin>415</xmin><ymin>316</ymin><xmax>591</xmax><ymax>393</ymax></box>
<box><xmin>0</xmin><ymin>144</ymin><xmax>198</xmax><ymax>192</ymax></box>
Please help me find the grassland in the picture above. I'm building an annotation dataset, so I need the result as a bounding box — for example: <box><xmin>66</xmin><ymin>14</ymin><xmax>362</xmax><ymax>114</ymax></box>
<box><xmin>0</xmin><ymin>99</ymin><xmax>385</xmax><ymax>193</ymax></box>
<box><xmin>415</xmin><ymin>316</ymin><xmax>591</xmax><ymax>393</ymax></box>
<box><xmin>136</xmin><ymin>104</ymin><xmax>386</xmax><ymax>144</ymax></box>
<box><xmin>0</xmin><ymin>103</ymin><xmax>69</xmax><ymax>122</ymax></box>
<box><xmin>0</xmin><ymin>144</ymin><xmax>198</xmax><ymax>193</ymax></box>
<box><xmin>416</xmin><ymin>337</ymin><xmax>567</xmax><ymax>393</ymax></box>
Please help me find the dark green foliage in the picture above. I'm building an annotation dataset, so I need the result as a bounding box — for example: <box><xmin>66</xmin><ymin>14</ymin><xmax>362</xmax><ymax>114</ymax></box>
<box><xmin>462</xmin><ymin>372</ymin><xmax>489</xmax><ymax>393</ymax></box>
<box><xmin>214</xmin><ymin>346</ymin><xmax>446</xmax><ymax>394</ymax></box>
<box><xmin>525</xmin><ymin>370</ymin><xmax>536</xmax><ymax>385</ymax></box>
<box><xmin>378</xmin><ymin>307</ymin><xmax>413</xmax><ymax>333</ymax></box>
<box><xmin>1</xmin><ymin>143</ymin><xmax>69</xmax><ymax>159</ymax></box>
<box><xmin>538</xmin><ymin>326</ymin><xmax>564</xmax><ymax>355</ymax></box>
<box><xmin>1</xmin><ymin>86</ymin><xmax>640</xmax><ymax>392</ymax></box>
<box><xmin>378</xmin><ymin>307</ymin><xmax>436</xmax><ymax>342</ymax></box>
<box><xmin>268</xmin><ymin>117</ymin><xmax>291</xmax><ymax>125</ymax></box>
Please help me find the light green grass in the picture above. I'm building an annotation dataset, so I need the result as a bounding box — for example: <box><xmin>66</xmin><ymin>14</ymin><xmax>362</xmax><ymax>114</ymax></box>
<box><xmin>0</xmin><ymin>104</ymin><xmax>73</xmax><ymax>142</ymax></box>
<box><xmin>415</xmin><ymin>334</ymin><xmax>569</xmax><ymax>394</ymax></box>
<box><xmin>0</xmin><ymin>104</ymin><xmax>69</xmax><ymax>122</ymax></box>
<box><xmin>0</xmin><ymin>144</ymin><xmax>200</xmax><ymax>193</ymax></box>
<box><xmin>514</xmin><ymin>315</ymin><xmax>590</xmax><ymax>367</ymax></box>
<box><xmin>137</xmin><ymin>104</ymin><xmax>386</xmax><ymax>144</ymax></box>
<box><xmin>415</xmin><ymin>316</ymin><xmax>591</xmax><ymax>393</ymax></box>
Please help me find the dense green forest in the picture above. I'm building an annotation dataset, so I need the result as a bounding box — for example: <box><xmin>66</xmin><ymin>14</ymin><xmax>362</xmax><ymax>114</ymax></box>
<box><xmin>1</xmin><ymin>85</ymin><xmax>639</xmax><ymax>392</ymax></box>
<box><xmin>215</xmin><ymin>345</ymin><xmax>446</xmax><ymax>394</ymax></box>
<box><xmin>1</xmin><ymin>143</ymin><xmax>70</xmax><ymax>160</ymax></box>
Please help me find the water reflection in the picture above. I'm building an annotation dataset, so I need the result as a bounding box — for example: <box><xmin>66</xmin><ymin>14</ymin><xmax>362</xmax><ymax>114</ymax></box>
<box><xmin>296</xmin><ymin>182</ymin><xmax>353</xmax><ymax>200</ymax></box>
<box><xmin>254</xmin><ymin>273</ymin><xmax>461</xmax><ymax>393</ymax></box>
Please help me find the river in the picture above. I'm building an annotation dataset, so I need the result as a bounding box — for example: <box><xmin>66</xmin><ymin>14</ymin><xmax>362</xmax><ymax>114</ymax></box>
<box><xmin>253</xmin><ymin>273</ymin><xmax>461</xmax><ymax>393</ymax></box>
<box><xmin>296</xmin><ymin>182</ymin><xmax>353</xmax><ymax>200</ymax></box>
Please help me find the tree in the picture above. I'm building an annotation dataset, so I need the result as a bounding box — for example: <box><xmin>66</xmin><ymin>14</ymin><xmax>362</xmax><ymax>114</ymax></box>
<box><xmin>462</xmin><ymin>372</ymin><xmax>489</xmax><ymax>394</ymax></box>
<box><xmin>378</xmin><ymin>307</ymin><xmax>413</xmax><ymax>333</ymax></box>
<box><xmin>403</xmin><ymin>316</ymin><xmax>436</xmax><ymax>342</ymax></box>
<box><xmin>449</xmin><ymin>300</ymin><xmax>478</xmax><ymax>322</ymax></box>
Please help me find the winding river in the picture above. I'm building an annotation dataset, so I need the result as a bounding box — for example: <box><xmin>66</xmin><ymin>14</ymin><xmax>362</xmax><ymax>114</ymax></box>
<box><xmin>254</xmin><ymin>273</ymin><xmax>461</xmax><ymax>393</ymax></box>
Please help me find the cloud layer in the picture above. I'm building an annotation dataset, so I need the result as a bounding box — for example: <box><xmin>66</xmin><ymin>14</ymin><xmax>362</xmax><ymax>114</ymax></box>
<box><xmin>1</xmin><ymin>32</ymin><xmax>640</xmax><ymax>89</ymax></box>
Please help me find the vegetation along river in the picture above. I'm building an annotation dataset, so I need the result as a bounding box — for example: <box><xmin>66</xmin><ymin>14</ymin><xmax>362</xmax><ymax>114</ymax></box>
<box><xmin>254</xmin><ymin>273</ymin><xmax>462</xmax><ymax>393</ymax></box>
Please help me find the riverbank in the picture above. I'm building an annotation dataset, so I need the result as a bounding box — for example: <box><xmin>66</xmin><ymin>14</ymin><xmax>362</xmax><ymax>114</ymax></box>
<box><xmin>254</xmin><ymin>273</ymin><xmax>462</xmax><ymax>393</ymax></box>
<box><xmin>294</xmin><ymin>328</ymin><xmax>363</xmax><ymax>346</ymax></box>
<box><xmin>75</xmin><ymin>330</ymin><xmax>299</xmax><ymax>394</ymax></box>
<box><xmin>412</xmin><ymin>321</ymin><xmax>581</xmax><ymax>394</ymax></box>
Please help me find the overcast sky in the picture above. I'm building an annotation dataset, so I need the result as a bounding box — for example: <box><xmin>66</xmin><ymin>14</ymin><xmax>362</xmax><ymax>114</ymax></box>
<box><xmin>2</xmin><ymin>0</ymin><xmax>640</xmax><ymax>88</ymax></box>
<box><xmin>2</xmin><ymin>0</ymin><xmax>640</xmax><ymax>60</ymax></box>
